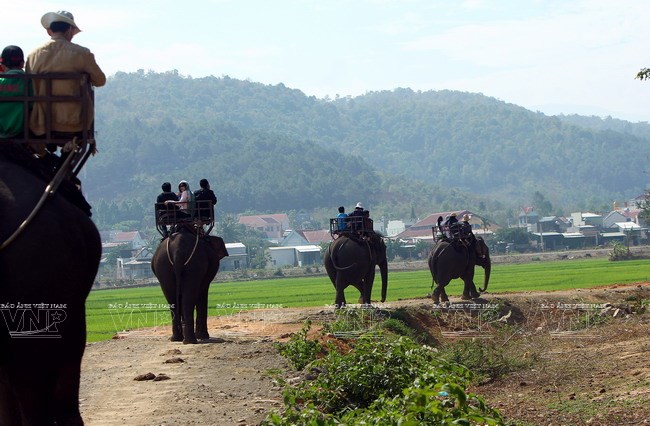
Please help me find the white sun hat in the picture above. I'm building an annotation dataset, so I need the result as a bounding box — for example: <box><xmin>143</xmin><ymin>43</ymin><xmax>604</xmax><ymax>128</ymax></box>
<box><xmin>41</xmin><ymin>10</ymin><xmax>81</xmax><ymax>35</ymax></box>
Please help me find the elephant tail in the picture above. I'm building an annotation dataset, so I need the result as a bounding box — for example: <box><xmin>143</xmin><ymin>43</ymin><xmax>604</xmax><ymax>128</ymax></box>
<box><xmin>430</xmin><ymin>248</ymin><xmax>440</xmax><ymax>287</ymax></box>
<box><xmin>430</xmin><ymin>242</ymin><xmax>452</xmax><ymax>287</ymax></box>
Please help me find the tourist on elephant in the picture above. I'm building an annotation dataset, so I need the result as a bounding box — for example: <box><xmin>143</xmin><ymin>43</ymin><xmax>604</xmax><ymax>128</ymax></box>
<box><xmin>194</xmin><ymin>178</ymin><xmax>217</xmax><ymax>220</ymax></box>
<box><xmin>442</xmin><ymin>212</ymin><xmax>459</xmax><ymax>239</ymax></box>
<box><xmin>156</xmin><ymin>182</ymin><xmax>179</xmax><ymax>238</ymax></box>
<box><xmin>27</xmin><ymin>10</ymin><xmax>106</xmax><ymax>155</ymax></box>
<box><xmin>157</xmin><ymin>182</ymin><xmax>178</xmax><ymax>204</ymax></box>
<box><xmin>348</xmin><ymin>202</ymin><xmax>365</xmax><ymax>232</ymax></box>
<box><xmin>164</xmin><ymin>180</ymin><xmax>193</xmax><ymax>219</ymax></box>
<box><xmin>0</xmin><ymin>45</ymin><xmax>29</xmax><ymax>139</ymax></box>
<box><xmin>176</xmin><ymin>180</ymin><xmax>194</xmax><ymax>215</ymax></box>
<box><xmin>336</xmin><ymin>206</ymin><xmax>348</xmax><ymax>232</ymax></box>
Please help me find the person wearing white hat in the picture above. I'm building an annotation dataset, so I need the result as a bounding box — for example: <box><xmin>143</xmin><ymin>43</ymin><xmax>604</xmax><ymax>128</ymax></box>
<box><xmin>26</xmin><ymin>10</ymin><xmax>105</xmax><ymax>151</ymax></box>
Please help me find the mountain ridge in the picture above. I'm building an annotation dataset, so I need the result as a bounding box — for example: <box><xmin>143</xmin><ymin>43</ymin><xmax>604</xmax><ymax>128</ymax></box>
<box><xmin>86</xmin><ymin>71</ymin><xmax>650</xmax><ymax>228</ymax></box>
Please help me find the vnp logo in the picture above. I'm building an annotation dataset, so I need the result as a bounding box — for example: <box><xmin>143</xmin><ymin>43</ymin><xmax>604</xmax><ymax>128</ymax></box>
<box><xmin>0</xmin><ymin>303</ymin><xmax>67</xmax><ymax>338</ymax></box>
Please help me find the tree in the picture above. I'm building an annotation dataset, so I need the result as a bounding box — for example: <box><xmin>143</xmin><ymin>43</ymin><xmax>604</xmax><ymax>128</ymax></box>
<box><xmin>494</xmin><ymin>227</ymin><xmax>531</xmax><ymax>245</ymax></box>
<box><xmin>384</xmin><ymin>238</ymin><xmax>403</xmax><ymax>261</ymax></box>
<box><xmin>636</xmin><ymin>190</ymin><xmax>650</xmax><ymax>223</ymax></box>
<box><xmin>636</xmin><ymin>68</ymin><xmax>650</xmax><ymax>80</ymax></box>
<box><xmin>532</xmin><ymin>191</ymin><xmax>553</xmax><ymax>216</ymax></box>
<box><xmin>218</xmin><ymin>214</ymin><xmax>246</xmax><ymax>243</ymax></box>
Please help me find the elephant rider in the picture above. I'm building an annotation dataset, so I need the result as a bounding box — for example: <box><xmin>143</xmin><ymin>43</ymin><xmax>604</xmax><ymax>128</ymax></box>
<box><xmin>335</xmin><ymin>206</ymin><xmax>348</xmax><ymax>233</ymax></box>
<box><xmin>348</xmin><ymin>202</ymin><xmax>366</xmax><ymax>233</ymax></box>
<box><xmin>460</xmin><ymin>214</ymin><xmax>477</xmax><ymax>243</ymax></box>
<box><xmin>440</xmin><ymin>213</ymin><xmax>458</xmax><ymax>240</ymax></box>
<box><xmin>193</xmin><ymin>178</ymin><xmax>217</xmax><ymax>221</ymax></box>
<box><xmin>156</xmin><ymin>182</ymin><xmax>179</xmax><ymax>239</ymax></box>
<box><xmin>439</xmin><ymin>213</ymin><xmax>475</xmax><ymax>244</ymax></box>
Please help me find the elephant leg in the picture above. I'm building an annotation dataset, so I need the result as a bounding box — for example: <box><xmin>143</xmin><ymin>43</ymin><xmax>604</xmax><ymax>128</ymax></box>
<box><xmin>195</xmin><ymin>279</ymin><xmax>211</xmax><ymax>340</ymax></box>
<box><xmin>432</xmin><ymin>284</ymin><xmax>442</xmax><ymax>304</ymax></box>
<box><xmin>461</xmin><ymin>271</ymin><xmax>481</xmax><ymax>300</ymax></box>
<box><xmin>335</xmin><ymin>281</ymin><xmax>347</xmax><ymax>308</ymax></box>
<box><xmin>432</xmin><ymin>274</ymin><xmax>451</xmax><ymax>304</ymax></box>
<box><xmin>169</xmin><ymin>306</ymin><xmax>183</xmax><ymax>342</ymax></box>
<box><xmin>181</xmin><ymin>294</ymin><xmax>198</xmax><ymax>344</ymax></box>
<box><xmin>440</xmin><ymin>287</ymin><xmax>450</xmax><ymax>303</ymax></box>
<box><xmin>52</xmin><ymin>360</ymin><xmax>84</xmax><ymax>424</ymax></box>
<box><xmin>361</xmin><ymin>270</ymin><xmax>375</xmax><ymax>305</ymax></box>
<box><xmin>352</xmin><ymin>281</ymin><xmax>364</xmax><ymax>304</ymax></box>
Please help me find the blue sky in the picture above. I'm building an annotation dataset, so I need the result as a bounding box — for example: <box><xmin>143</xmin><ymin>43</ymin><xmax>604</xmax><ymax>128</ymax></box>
<box><xmin>8</xmin><ymin>0</ymin><xmax>650</xmax><ymax>122</ymax></box>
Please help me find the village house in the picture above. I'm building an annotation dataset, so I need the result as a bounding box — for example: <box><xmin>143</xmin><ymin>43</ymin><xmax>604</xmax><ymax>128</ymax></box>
<box><xmin>238</xmin><ymin>213</ymin><xmax>290</xmax><ymax>243</ymax></box>
<box><xmin>221</xmin><ymin>242</ymin><xmax>248</xmax><ymax>271</ymax></box>
<box><xmin>280</xmin><ymin>229</ymin><xmax>332</xmax><ymax>247</ymax></box>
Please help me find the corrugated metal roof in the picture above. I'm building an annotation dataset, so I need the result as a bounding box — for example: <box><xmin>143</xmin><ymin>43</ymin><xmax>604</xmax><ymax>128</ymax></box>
<box><xmin>615</xmin><ymin>222</ymin><xmax>641</xmax><ymax>230</ymax></box>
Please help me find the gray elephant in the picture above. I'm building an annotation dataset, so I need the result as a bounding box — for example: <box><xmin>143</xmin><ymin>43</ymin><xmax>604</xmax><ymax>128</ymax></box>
<box><xmin>0</xmin><ymin>146</ymin><xmax>101</xmax><ymax>424</ymax></box>
<box><xmin>428</xmin><ymin>236</ymin><xmax>491</xmax><ymax>304</ymax></box>
<box><xmin>323</xmin><ymin>232</ymin><xmax>388</xmax><ymax>307</ymax></box>
<box><xmin>151</xmin><ymin>227</ymin><xmax>228</xmax><ymax>344</ymax></box>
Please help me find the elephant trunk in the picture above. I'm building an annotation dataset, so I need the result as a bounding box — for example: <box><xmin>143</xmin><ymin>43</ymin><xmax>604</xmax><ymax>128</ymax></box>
<box><xmin>379</xmin><ymin>258</ymin><xmax>388</xmax><ymax>303</ymax></box>
<box><xmin>478</xmin><ymin>254</ymin><xmax>491</xmax><ymax>292</ymax></box>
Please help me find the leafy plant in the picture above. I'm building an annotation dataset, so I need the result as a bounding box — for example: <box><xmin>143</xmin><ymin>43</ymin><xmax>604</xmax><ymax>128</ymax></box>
<box><xmin>381</xmin><ymin>318</ymin><xmax>416</xmax><ymax>339</ymax></box>
<box><xmin>273</xmin><ymin>321</ymin><xmax>321</xmax><ymax>370</ymax></box>
<box><xmin>268</xmin><ymin>336</ymin><xmax>502</xmax><ymax>425</ymax></box>
<box><xmin>609</xmin><ymin>241</ymin><xmax>632</xmax><ymax>261</ymax></box>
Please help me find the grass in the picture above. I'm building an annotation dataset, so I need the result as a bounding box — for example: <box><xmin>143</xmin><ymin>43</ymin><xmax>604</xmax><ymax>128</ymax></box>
<box><xmin>86</xmin><ymin>257</ymin><xmax>650</xmax><ymax>342</ymax></box>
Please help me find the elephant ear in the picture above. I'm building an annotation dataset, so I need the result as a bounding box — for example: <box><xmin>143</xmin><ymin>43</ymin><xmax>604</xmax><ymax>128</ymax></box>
<box><xmin>474</xmin><ymin>237</ymin><xmax>487</xmax><ymax>256</ymax></box>
<box><xmin>210</xmin><ymin>236</ymin><xmax>229</xmax><ymax>260</ymax></box>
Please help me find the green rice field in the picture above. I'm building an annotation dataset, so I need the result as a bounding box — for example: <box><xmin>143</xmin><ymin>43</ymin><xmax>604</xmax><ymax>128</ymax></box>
<box><xmin>86</xmin><ymin>257</ymin><xmax>650</xmax><ymax>342</ymax></box>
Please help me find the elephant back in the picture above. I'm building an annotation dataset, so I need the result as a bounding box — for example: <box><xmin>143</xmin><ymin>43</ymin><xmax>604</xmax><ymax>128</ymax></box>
<box><xmin>328</xmin><ymin>235</ymin><xmax>374</xmax><ymax>269</ymax></box>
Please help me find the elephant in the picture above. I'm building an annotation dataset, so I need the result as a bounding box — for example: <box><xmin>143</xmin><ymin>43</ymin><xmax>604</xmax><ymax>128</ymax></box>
<box><xmin>428</xmin><ymin>236</ymin><xmax>491</xmax><ymax>304</ymax></box>
<box><xmin>0</xmin><ymin>146</ymin><xmax>102</xmax><ymax>424</ymax></box>
<box><xmin>323</xmin><ymin>232</ymin><xmax>388</xmax><ymax>307</ymax></box>
<box><xmin>151</xmin><ymin>226</ymin><xmax>228</xmax><ymax>344</ymax></box>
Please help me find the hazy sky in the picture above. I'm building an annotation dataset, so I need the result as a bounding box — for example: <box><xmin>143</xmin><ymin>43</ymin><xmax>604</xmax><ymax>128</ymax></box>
<box><xmin>7</xmin><ymin>0</ymin><xmax>650</xmax><ymax>122</ymax></box>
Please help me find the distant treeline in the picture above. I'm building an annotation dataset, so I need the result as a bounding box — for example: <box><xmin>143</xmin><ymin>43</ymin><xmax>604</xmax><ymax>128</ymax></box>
<box><xmin>85</xmin><ymin>70</ymin><xmax>650</xmax><ymax>230</ymax></box>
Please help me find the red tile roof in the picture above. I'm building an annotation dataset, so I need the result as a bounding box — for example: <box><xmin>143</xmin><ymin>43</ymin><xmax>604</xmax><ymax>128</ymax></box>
<box><xmin>298</xmin><ymin>230</ymin><xmax>332</xmax><ymax>244</ymax></box>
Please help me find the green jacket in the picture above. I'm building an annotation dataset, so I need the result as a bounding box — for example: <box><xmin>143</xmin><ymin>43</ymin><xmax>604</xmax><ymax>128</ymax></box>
<box><xmin>0</xmin><ymin>69</ymin><xmax>29</xmax><ymax>138</ymax></box>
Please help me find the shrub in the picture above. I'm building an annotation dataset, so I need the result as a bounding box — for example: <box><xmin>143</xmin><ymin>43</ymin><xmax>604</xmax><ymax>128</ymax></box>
<box><xmin>381</xmin><ymin>318</ymin><xmax>415</xmax><ymax>339</ymax></box>
<box><xmin>438</xmin><ymin>334</ymin><xmax>532</xmax><ymax>383</ymax></box>
<box><xmin>273</xmin><ymin>321</ymin><xmax>321</xmax><ymax>370</ymax></box>
<box><xmin>609</xmin><ymin>241</ymin><xmax>631</xmax><ymax>261</ymax></box>
<box><xmin>267</xmin><ymin>336</ymin><xmax>502</xmax><ymax>425</ymax></box>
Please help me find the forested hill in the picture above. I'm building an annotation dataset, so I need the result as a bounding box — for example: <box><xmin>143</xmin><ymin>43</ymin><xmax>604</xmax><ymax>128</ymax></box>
<box><xmin>86</xmin><ymin>70</ymin><xmax>650</xmax><ymax>221</ymax></box>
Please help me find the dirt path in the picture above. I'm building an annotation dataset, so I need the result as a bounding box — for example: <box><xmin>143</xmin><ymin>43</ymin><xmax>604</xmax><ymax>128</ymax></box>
<box><xmin>79</xmin><ymin>283</ymin><xmax>650</xmax><ymax>425</ymax></box>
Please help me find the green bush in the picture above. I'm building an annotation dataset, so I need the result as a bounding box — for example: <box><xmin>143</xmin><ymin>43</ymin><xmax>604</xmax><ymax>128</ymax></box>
<box><xmin>609</xmin><ymin>241</ymin><xmax>631</xmax><ymax>261</ymax></box>
<box><xmin>341</xmin><ymin>383</ymin><xmax>503</xmax><ymax>425</ymax></box>
<box><xmin>267</xmin><ymin>336</ymin><xmax>502</xmax><ymax>425</ymax></box>
<box><xmin>381</xmin><ymin>318</ymin><xmax>416</xmax><ymax>339</ymax></box>
<box><xmin>273</xmin><ymin>321</ymin><xmax>321</xmax><ymax>370</ymax></box>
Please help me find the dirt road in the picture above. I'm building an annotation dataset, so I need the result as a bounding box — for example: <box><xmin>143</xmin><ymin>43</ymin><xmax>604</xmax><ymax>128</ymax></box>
<box><xmin>80</xmin><ymin>283</ymin><xmax>650</xmax><ymax>425</ymax></box>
